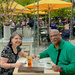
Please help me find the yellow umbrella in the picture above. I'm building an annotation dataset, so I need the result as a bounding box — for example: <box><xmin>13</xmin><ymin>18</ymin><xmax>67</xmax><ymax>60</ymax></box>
<box><xmin>13</xmin><ymin>13</ymin><xmax>22</xmax><ymax>16</ymax></box>
<box><xmin>2</xmin><ymin>1</ymin><xmax>25</xmax><ymax>10</ymax></box>
<box><xmin>26</xmin><ymin>0</ymin><xmax>72</xmax><ymax>24</ymax></box>
<box><xmin>15</xmin><ymin>7</ymin><xmax>31</xmax><ymax>14</ymax></box>
<box><xmin>22</xmin><ymin>11</ymin><xmax>31</xmax><ymax>14</ymax></box>
<box><xmin>32</xmin><ymin>11</ymin><xmax>47</xmax><ymax>15</ymax></box>
<box><xmin>15</xmin><ymin>10</ymin><xmax>31</xmax><ymax>14</ymax></box>
<box><xmin>26</xmin><ymin>0</ymin><xmax>72</xmax><ymax>9</ymax></box>
<box><xmin>16</xmin><ymin>7</ymin><xmax>30</xmax><ymax>11</ymax></box>
<box><xmin>24</xmin><ymin>7</ymin><xmax>30</xmax><ymax>11</ymax></box>
<box><xmin>30</xmin><ymin>8</ymin><xmax>59</xmax><ymax>12</ymax></box>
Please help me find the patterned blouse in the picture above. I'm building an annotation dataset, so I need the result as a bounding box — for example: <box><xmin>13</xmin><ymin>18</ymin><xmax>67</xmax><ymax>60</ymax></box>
<box><xmin>0</xmin><ymin>45</ymin><xmax>22</xmax><ymax>75</ymax></box>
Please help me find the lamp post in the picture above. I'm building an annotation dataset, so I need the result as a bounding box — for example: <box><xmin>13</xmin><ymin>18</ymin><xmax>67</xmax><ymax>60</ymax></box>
<box><xmin>69</xmin><ymin>0</ymin><xmax>75</xmax><ymax>40</ymax></box>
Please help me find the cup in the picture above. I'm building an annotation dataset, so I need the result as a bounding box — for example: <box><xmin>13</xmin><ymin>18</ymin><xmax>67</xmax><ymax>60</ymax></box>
<box><xmin>33</xmin><ymin>55</ymin><xmax>40</xmax><ymax>67</ymax></box>
<box><xmin>36</xmin><ymin>55</ymin><xmax>40</xmax><ymax>59</ymax></box>
<box><xmin>27</xmin><ymin>57</ymin><xmax>32</xmax><ymax>67</ymax></box>
<box><xmin>45</xmin><ymin>61</ymin><xmax>52</xmax><ymax>69</ymax></box>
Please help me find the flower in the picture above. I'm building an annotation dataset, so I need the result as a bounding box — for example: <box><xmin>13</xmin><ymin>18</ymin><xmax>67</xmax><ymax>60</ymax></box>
<box><xmin>1</xmin><ymin>12</ymin><xmax>13</xmax><ymax>26</ymax></box>
<box><xmin>0</xmin><ymin>0</ymin><xmax>21</xmax><ymax>26</ymax></box>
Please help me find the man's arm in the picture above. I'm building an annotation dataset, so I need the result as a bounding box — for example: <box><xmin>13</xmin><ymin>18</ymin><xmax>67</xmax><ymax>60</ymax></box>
<box><xmin>39</xmin><ymin>49</ymin><xmax>49</xmax><ymax>59</ymax></box>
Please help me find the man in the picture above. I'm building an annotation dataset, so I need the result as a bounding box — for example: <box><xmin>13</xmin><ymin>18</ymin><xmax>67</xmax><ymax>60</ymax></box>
<box><xmin>32</xmin><ymin>29</ymin><xmax>75</xmax><ymax>75</ymax></box>
<box><xmin>29</xmin><ymin>16</ymin><xmax>34</xmax><ymax>29</ymax></box>
<box><xmin>50</xmin><ymin>20</ymin><xmax>56</xmax><ymax>29</ymax></box>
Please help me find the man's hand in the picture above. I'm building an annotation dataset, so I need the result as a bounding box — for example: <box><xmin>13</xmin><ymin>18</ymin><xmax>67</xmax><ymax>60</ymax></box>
<box><xmin>30</xmin><ymin>54</ymin><xmax>36</xmax><ymax>59</ymax></box>
<box><xmin>52</xmin><ymin>65</ymin><xmax>60</xmax><ymax>72</ymax></box>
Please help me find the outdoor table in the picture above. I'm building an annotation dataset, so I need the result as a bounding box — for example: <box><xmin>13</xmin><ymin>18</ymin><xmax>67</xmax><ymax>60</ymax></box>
<box><xmin>13</xmin><ymin>68</ymin><xmax>59</xmax><ymax>75</ymax></box>
<box><xmin>13</xmin><ymin>58</ymin><xmax>60</xmax><ymax>75</ymax></box>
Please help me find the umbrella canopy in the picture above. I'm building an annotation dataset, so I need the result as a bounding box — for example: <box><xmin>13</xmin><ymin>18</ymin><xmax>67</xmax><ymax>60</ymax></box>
<box><xmin>13</xmin><ymin>13</ymin><xmax>22</xmax><ymax>16</ymax></box>
<box><xmin>2</xmin><ymin>1</ymin><xmax>25</xmax><ymax>10</ymax></box>
<box><xmin>26</xmin><ymin>0</ymin><xmax>72</xmax><ymax>9</ymax></box>
<box><xmin>15</xmin><ymin>7</ymin><xmax>31</xmax><ymax>14</ymax></box>
<box><xmin>32</xmin><ymin>11</ymin><xmax>47</xmax><ymax>15</ymax></box>
<box><xmin>15</xmin><ymin>10</ymin><xmax>31</xmax><ymax>14</ymax></box>
<box><xmin>30</xmin><ymin>8</ymin><xmax>59</xmax><ymax>12</ymax></box>
<box><xmin>22</xmin><ymin>11</ymin><xmax>31</xmax><ymax>14</ymax></box>
<box><xmin>26</xmin><ymin>0</ymin><xmax>72</xmax><ymax>24</ymax></box>
<box><xmin>16</xmin><ymin>7</ymin><xmax>30</xmax><ymax>11</ymax></box>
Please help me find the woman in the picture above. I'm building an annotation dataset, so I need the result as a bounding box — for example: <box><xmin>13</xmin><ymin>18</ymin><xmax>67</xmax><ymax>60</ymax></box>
<box><xmin>0</xmin><ymin>32</ymin><xmax>29</xmax><ymax>75</ymax></box>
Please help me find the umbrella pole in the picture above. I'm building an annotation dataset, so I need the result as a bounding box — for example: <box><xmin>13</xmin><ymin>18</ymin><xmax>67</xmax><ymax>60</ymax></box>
<box><xmin>45</xmin><ymin>11</ymin><xmax>46</xmax><ymax>26</ymax></box>
<box><xmin>37</xmin><ymin>0</ymin><xmax>39</xmax><ymax>55</ymax></box>
<box><xmin>48</xmin><ymin>8</ymin><xmax>51</xmax><ymax>33</ymax></box>
<box><xmin>33</xmin><ymin>0</ymin><xmax>36</xmax><ymax>54</ymax></box>
<box><xmin>48</xmin><ymin>4</ymin><xmax>50</xmax><ymax>25</ymax></box>
<box><xmin>69</xmin><ymin>0</ymin><xmax>74</xmax><ymax>40</ymax></box>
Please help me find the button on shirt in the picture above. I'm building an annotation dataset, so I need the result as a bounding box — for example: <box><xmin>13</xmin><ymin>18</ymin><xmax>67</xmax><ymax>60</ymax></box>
<box><xmin>39</xmin><ymin>39</ymin><xmax>75</xmax><ymax>75</ymax></box>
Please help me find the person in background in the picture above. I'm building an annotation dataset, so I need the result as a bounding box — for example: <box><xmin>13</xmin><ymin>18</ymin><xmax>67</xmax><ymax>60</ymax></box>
<box><xmin>13</xmin><ymin>22</ymin><xmax>21</xmax><ymax>32</ymax></box>
<box><xmin>40</xmin><ymin>19</ymin><xmax>45</xmax><ymax>26</ymax></box>
<box><xmin>35</xmin><ymin>21</ymin><xmax>37</xmax><ymax>30</ymax></box>
<box><xmin>23</xmin><ymin>16</ymin><xmax>27</xmax><ymax>26</ymax></box>
<box><xmin>0</xmin><ymin>32</ymin><xmax>29</xmax><ymax>75</ymax></box>
<box><xmin>50</xmin><ymin>20</ymin><xmax>56</xmax><ymax>29</ymax></box>
<box><xmin>31</xmin><ymin>29</ymin><xmax>75</xmax><ymax>75</ymax></box>
<box><xmin>10</xmin><ymin>20</ymin><xmax>15</xmax><ymax>34</ymax></box>
<box><xmin>73</xmin><ymin>22</ymin><xmax>75</xmax><ymax>36</ymax></box>
<box><xmin>19</xmin><ymin>18</ymin><xmax>22</xmax><ymax>25</ymax></box>
<box><xmin>21</xmin><ymin>20</ymin><xmax>26</xmax><ymax>26</ymax></box>
<box><xmin>10</xmin><ymin>20</ymin><xmax>15</xmax><ymax>28</ymax></box>
<box><xmin>58</xmin><ymin>17</ymin><xmax>61</xmax><ymax>25</ymax></box>
<box><xmin>13</xmin><ymin>21</ymin><xmax>25</xmax><ymax>32</ymax></box>
<box><xmin>26</xmin><ymin>18</ymin><xmax>29</xmax><ymax>26</ymax></box>
<box><xmin>61</xmin><ymin>24</ymin><xmax>70</xmax><ymax>41</ymax></box>
<box><xmin>23</xmin><ymin>16</ymin><xmax>27</xmax><ymax>22</ymax></box>
<box><xmin>29</xmin><ymin>16</ymin><xmax>34</xmax><ymax>29</ymax></box>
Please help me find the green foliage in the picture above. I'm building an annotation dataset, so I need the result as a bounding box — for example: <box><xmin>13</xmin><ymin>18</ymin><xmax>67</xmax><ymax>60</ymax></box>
<box><xmin>0</xmin><ymin>0</ymin><xmax>38</xmax><ymax>6</ymax></box>
<box><xmin>50</xmin><ymin>7</ymin><xmax>72</xmax><ymax>20</ymax></box>
<box><xmin>8</xmin><ymin>0</ymin><xmax>37</xmax><ymax>6</ymax></box>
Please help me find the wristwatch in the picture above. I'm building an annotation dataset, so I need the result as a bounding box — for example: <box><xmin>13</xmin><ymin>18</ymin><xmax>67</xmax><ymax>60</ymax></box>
<box><xmin>60</xmin><ymin>67</ymin><xmax>63</xmax><ymax>72</ymax></box>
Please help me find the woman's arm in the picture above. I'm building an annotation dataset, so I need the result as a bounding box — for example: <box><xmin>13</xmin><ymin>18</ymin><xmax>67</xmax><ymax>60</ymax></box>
<box><xmin>1</xmin><ymin>57</ymin><xmax>24</xmax><ymax>69</ymax></box>
<box><xmin>19</xmin><ymin>50</ymin><xmax>28</xmax><ymax>57</ymax></box>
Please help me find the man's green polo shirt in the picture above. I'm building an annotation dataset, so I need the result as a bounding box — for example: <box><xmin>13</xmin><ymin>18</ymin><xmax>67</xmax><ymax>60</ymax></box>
<box><xmin>39</xmin><ymin>39</ymin><xmax>75</xmax><ymax>75</ymax></box>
